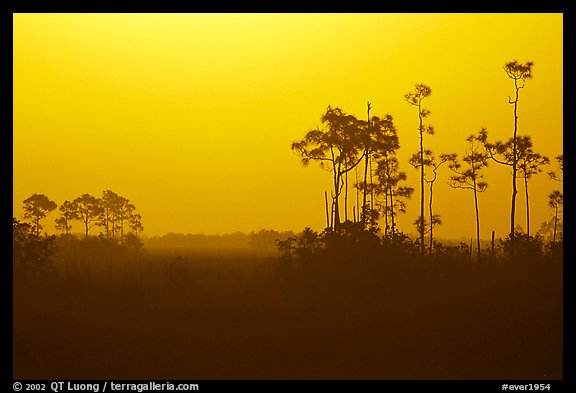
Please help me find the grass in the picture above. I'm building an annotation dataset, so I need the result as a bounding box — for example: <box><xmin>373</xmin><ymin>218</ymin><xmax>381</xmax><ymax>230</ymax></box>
<box><xmin>13</xmin><ymin>240</ymin><xmax>563</xmax><ymax>380</ymax></box>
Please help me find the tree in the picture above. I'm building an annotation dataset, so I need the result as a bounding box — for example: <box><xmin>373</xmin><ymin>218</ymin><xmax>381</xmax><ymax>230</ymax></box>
<box><xmin>294</xmin><ymin>227</ymin><xmax>321</xmax><ymax>260</ymax></box>
<box><xmin>503</xmin><ymin>60</ymin><xmax>534</xmax><ymax>259</ymax></box>
<box><xmin>72</xmin><ymin>194</ymin><xmax>104</xmax><ymax>239</ymax></box>
<box><xmin>480</xmin><ymin>131</ymin><xmax>547</xmax><ymax>242</ymax></box>
<box><xmin>374</xmin><ymin>155</ymin><xmax>413</xmax><ymax>239</ymax></box>
<box><xmin>370</xmin><ymin>114</ymin><xmax>400</xmax><ymax>218</ymax></box>
<box><xmin>13</xmin><ymin>218</ymin><xmax>57</xmax><ymax>279</ymax></box>
<box><xmin>409</xmin><ymin>150</ymin><xmax>454</xmax><ymax>254</ymax></box>
<box><xmin>546</xmin><ymin>155</ymin><xmax>563</xmax><ymax>243</ymax></box>
<box><xmin>412</xmin><ymin>215</ymin><xmax>442</xmax><ymax>252</ymax></box>
<box><xmin>405</xmin><ymin>84</ymin><xmax>434</xmax><ymax>256</ymax></box>
<box><xmin>54</xmin><ymin>217</ymin><xmax>68</xmax><ymax>235</ymax></box>
<box><xmin>115</xmin><ymin>198</ymin><xmax>136</xmax><ymax>244</ymax></box>
<box><xmin>447</xmin><ymin>133</ymin><xmax>489</xmax><ymax>261</ymax></box>
<box><xmin>361</xmin><ymin>102</ymin><xmax>373</xmax><ymax>225</ymax></box>
<box><xmin>359</xmin><ymin>102</ymin><xmax>391</xmax><ymax>226</ymax></box>
<box><xmin>55</xmin><ymin>200</ymin><xmax>78</xmax><ymax>235</ymax></box>
<box><xmin>425</xmin><ymin>154</ymin><xmax>454</xmax><ymax>255</ymax></box>
<box><xmin>517</xmin><ymin>138</ymin><xmax>549</xmax><ymax>236</ymax></box>
<box><xmin>548</xmin><ymin>190</ymin><xmax>563</xmax><ymax>242</ymax></box>
<box><xmin>101</xmin><ymin>190</ymin><xmax>124</xmax><ymax>240</ymax></box>
<box><xmin>548</xmin><ymin>154</ymin><xmax>563</xmax><ymax>182</ymax></box>
<box><xmin>479</xmin><ymin>129</ymin><xmax>523</xmax><ymax>259</ymax></box>
<box><xmin>537</xmin><ymin>217</ymin><xmax>563</xmax><ymax>244</ymax></box>
<box><xmin>22</xmin><ymin>193</ymin><xmax>57</xmax><ymax>237</ymax></box>
<box><xmin>292</xmin><ymin>106</ymin><xmax>365</xmax><ymax>230</ymax></box>
<box><xmin>129</xmin><ymin>213</ymin><xmax>144</xmax><ymax>240</ymax></box>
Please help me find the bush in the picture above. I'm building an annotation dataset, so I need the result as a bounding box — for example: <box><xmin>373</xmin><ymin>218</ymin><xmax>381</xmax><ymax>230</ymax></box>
<box><xmin>13</xmin><ymin>218</ymin><xmax>57</xmax><ymax>280</ymax></box>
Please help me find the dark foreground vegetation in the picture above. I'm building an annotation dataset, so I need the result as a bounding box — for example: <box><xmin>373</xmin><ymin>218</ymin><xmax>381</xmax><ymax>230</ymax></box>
<box><xmin>13</xmin><ymin>221</ymin><xmax>562</xmax><ymax>380</ymax></box>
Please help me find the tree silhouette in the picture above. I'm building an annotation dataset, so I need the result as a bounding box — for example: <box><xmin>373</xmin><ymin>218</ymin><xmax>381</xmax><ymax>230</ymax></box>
<box><xmin>363</xmin><ymin>112</ymin><xmax>401</xmax><ymax>232</ymax></box>
<box><xmin>13</xmin><ymin>218</ymin><xmax>56</xmax><ymax>279</ymax></box>
<box><xmin>55</xmin><ymin>200</ymin><xmax>78</xmax><ymax>235</ymax></box>
<box><xmin>294</xmin><ymin>227</ymin><xmax>321</xmax><ymax>260</ymax></box>
<box><xmin>478</xmin><ymin>129</ymin><xmax>519</xmax><ymax>258</ymax></box>
<box><xmin>101</xmin><ymin>190</ymin><xmax>124</xmax><ymax>240</ymax></box>
<box><xmin>72</xmin><ymin>193</ymin><xmax>104</xmax><ymax>239</ymax></box>
<box><xmin>23</xmin><ymin>193</ymin><xmax>57</xmax><ymax>237</ymax></box>
<box><xmin>426</xmin><ymin>154</ymin><xmax>454</xmax><ymax>254</ymax></box>
<box><xmin>447</xmin><ymin>133</ymin><xmax>488</xmax><ymax>261</ymax></box>
<box><xmin>116</xmin><ymin>198</ymin><xmax>136</xmax><ymax>244</ymax></box>
<box><xmin>405</xmin><ymin>84</ymin><xmax>434</xmax><ymax>256</ymax></box>
<box><xmin>548</xmin><ymin>190</ymin><xmax>563</xmax><ymax>242</ymax></box>
<box><xmin>292</xmin><ymin>106</ymin><xmax>365</xmax><ymax>229</ymax></box>
<box><xmin>409</xmin><ymin>150</ymin><xmax>454</xmax><ymax>254</ymax></box>
<box><xmin>374</xmin><ymin>155</ymin><xmax>413</xmax><ymax>239</ymax></box>
<box><xmin>412</xmin><ymin>215</ymin><xmax>442</xmax><ymax>252</ymax></box>
<box><xmin>546</xmin><ymin>155</ymin><xmax>563</xmax><ymax>243</ymax></box>
<box><xmin>129</xmin><ymin>213</ymin><xmax>144</xmax><ymax>240</ymax></box>
<box><xmin>360</xmin><ymin>102</ymin><xmax>377</xmax><ymax>226</ymax></box>
<box><xmin>503</xmin><ymin>60</ymin><xmax>534</xmax><ymax>259</ymax></box>
<box><xmin>479</xmin><ymin>130</ymin><xmax>547</xmax><ymax>247</ymax></box>
<box><xmin>548</xmin><ymin>154</ymin><xmax>563</xmax><ymax>182</ymax></box>
<box><xmin>275</xmin><ymin>227</ymin><xmax>321</xmax><ymax>264</ymax></box>
<box><xmin>517</xmin><ymin>137</ymin><xmax>549</xmax><ymax>237</ymax></box>
<box><xmin>538</xmin><ymin>217</ymin><xmax>563</xmax><ymax>244</ymax></box>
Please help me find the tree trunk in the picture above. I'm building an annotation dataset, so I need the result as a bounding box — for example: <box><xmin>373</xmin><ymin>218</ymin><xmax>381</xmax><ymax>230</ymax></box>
<box><xmin>419</xmin><ymin>103</ymin><xmax>425</xmax><ymax>256</ymax></box>
<box><xmin>104</xmin><ymin>209</ymin><xmax>110</xmax><ymax>238</ymax></box>
<box><xmin>363</xmin><ymin>102</ymin><xmax>371</xmax><ymax>227</ymax></box>
<box><xmin>510</xmin><ymin>81</ymin><xmax>520</xmax><ymax>260</ymax></box>
<box><xmin>384</xmin><ymin>159</ymin><xmax>391</xmax><ymax>237</ymax></box>
<box><xmin>473</xmin><ymin>181</ymin><xmax>481</xmax><ymax>261</ymax></box>
<box><xmin>553</xmin><ymin>205</ymin><xmax>558</xmax><ymax>242</ymax></box>
<box><xmin>491</xmin><ymin>230</ymin><xmax>495</xmax><ymax>259</ymax></box>
<box><xmin>362</xmin><ymin>151</ymin><xmax>369</xmax><ymax>226</ymax></box>
<box><xmin>324</xmin><ymin>191</ymin><xmax>330</xmax><ymax>230</ymax></box>
<box><xmin>344</xmin><ymin>171</ymin><xmax>348</xmax><ymax>222</ymax></box>
<box><xmin>334</xmin><ymin>165</ymin><xmax>341</xmax><ymax>228</ymax></box>
<box><xmin>419</xmin><ymin>133</ymin><xmax>425</xmax><ymax>255</ymax></box>
<box><xmin>331</xmin><ymin>151</ymin><xmax>340</xmax><ymax>229</ymax></box>
<box><xmin>389</xmin><ymin>187</ymin><xmax>396</xmax><ymax>239</ymax></box>
<box><xmin>510</xmin><ymin>157</ymin><xmax>518</xmax><ymax>258</ymax></box>
<box><xmin>384</xmin><ymin>184</ymin><xmax>389</xmax><ymax>237</ymax></box>
<box><xmin>429</xmin><ymin>181</ymin><xmax>434</xmax><ymax>255</ymax></box>
<box><xmin>330</xmin><ymin>196</ymin><xmax>335</xmax><ymax>231</ymax></box>
<box><xmin>370</xmin><ymin>157</ymin><xmax>374</xmax><ymax>216</ymax></box>
<box><xmin>355</xmin><ymin>166</ymin><xmax>359</xmax><ymax>224</ymax></box>
<box><xmin>524</xmin><ymin>175</ymin><xmax>530</xmax><ymax>237</ymax></box>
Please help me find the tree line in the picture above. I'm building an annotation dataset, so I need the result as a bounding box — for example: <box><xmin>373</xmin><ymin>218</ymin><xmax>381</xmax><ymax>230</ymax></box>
<box><xmin>20</xmin><ymin>190</ymin><xmax>144</xmax><ymax>243</ymax></box>
<box><xmin>291</xmin><ymin>60</ymin><xmax>563</xmax><ymax>261</ymax></box>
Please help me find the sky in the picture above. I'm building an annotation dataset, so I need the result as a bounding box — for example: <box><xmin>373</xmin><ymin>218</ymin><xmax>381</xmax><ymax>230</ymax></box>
<box><xmin>13</xmin><ymin>13</ymin><xmax>563</xmax><ymax>240</ymax></box>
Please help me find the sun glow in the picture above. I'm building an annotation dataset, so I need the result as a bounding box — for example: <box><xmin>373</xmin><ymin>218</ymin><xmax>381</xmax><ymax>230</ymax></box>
<box><xmin>13</xmin><ymin>13</ymin><xmax>562</xmax><ymax>239</ymax></box>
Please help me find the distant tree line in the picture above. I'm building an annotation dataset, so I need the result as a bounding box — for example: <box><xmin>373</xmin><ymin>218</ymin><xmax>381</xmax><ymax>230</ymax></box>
<box><xmin>146</xmin><ymin>229</ymin><xmax>294</xmax><ymax>251</ymax></box>
<box><xmin>20</xmin><ymin>190</ymin><xmax>144</xmax><ymax>243</ymax></box>
<box><xmin>13</xmin><ymin>218</ymin><xmax>57</xmax><ymax>279</ymax></box>
<box><xmin>291</xmin><ymin>60</ymin><xmax>563</xmax><ymax>262</ymax></box>
<box><xmin>14</xmin><ymin>190</ymin><xmax>145</xmax><ymax>280</ymax></box>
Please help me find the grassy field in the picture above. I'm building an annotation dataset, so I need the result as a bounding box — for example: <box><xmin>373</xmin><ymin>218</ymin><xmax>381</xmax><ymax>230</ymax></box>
<box><xmin>13</xmin><ymin>242</ymin><xmax>563</xmax><ymax>380</ymax></box>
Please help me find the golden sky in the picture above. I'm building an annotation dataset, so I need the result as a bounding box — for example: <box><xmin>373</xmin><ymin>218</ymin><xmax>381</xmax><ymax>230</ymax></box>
<box><xmin>13</xmin><ymin>13</ymin><xmax>563</xmax><ymax>240</ymax></box>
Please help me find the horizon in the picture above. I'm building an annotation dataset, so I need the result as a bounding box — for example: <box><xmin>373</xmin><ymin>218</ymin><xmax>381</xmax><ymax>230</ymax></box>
<box><xmin>35</xmin><ymin>227</ymin><xmax>549</xmax><ymax>245</ymax></box>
